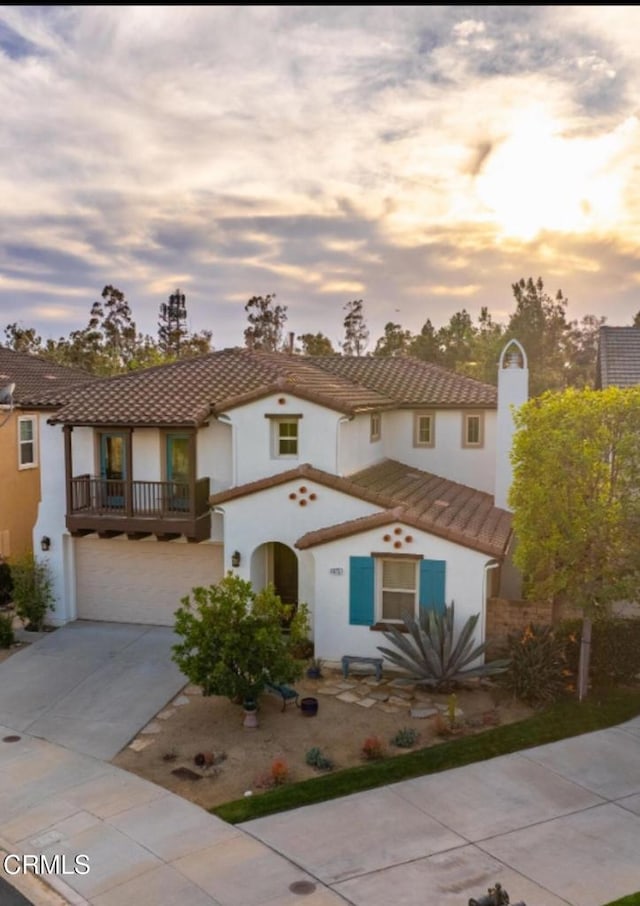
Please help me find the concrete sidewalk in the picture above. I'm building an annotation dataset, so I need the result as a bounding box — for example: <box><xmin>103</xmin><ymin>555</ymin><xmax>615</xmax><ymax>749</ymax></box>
<box><xmin>1</xmin><ymin>719</ymin><xmax>639</xmax><ymax>905</ymax></box>
<box><xmin>244</xmin><ymin>718</ymin><xmax>640</xmax><ymax>906</ymax></box>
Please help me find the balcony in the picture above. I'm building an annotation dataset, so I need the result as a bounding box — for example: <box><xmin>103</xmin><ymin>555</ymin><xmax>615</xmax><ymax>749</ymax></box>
<box><xmin>66</xmin><ymin>475</ymin><xmax>211</xmax><ymax>541</ymax></box>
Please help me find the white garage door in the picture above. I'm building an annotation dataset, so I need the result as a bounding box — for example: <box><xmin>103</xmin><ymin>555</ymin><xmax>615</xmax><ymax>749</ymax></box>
<box><xmin>75</xmin><ymin>537</ymin><xmax>224</xmax><ymax>625</ymax></box>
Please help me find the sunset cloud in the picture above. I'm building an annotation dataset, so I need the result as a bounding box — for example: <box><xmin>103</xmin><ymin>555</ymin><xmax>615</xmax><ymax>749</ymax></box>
<box><xmin>1</xmin><ymin>6</ymin><xmax>640</xmax><ymax>348</ymax></box>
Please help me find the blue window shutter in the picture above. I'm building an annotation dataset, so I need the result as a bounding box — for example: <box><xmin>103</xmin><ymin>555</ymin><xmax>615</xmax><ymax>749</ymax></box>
<box><xmin>419</xmin><ymin>560</ymin><xmax>446</xmax><ymax>615</ymax></box>
<box><xmin>349</xmin><ymin>556</ymin><xmax>375</xmax><ymax>625</ymax></box>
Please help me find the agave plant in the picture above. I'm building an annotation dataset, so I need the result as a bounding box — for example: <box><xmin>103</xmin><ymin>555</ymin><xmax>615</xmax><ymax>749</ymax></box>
<box><xmin>376</xmin><ymin>602</ymin><xmax>510</xmax><ymax>692</ymax></box>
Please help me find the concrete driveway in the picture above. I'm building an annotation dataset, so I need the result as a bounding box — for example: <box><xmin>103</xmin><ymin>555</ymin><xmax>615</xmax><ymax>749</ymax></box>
<box><xmin>0</xmin><ymin>622</ymin><xmax>186</xmax><ymax>760</ymax></box>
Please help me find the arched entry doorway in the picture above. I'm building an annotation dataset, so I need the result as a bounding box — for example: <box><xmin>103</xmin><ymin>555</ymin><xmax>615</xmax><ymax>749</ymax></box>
<box><xmin>250</xmin><ymin>541</ymin><xmax>298</xmax><ymax>608</ymax></box>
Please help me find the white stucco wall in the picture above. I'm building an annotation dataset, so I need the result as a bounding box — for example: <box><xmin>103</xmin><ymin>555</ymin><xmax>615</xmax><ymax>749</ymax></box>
<box><xmin>198</xmin><ymin>420</ymin><xmax>232</xmax><ymax>490</ymax></box>
<box><xmin>338</xmin><ymin>413</ymin><xmax>384</xmax><ymax>476</ymax></box>
<box><xmin>310</xmin><ymin>524</ymin><xmax>492</xmax><ymax>662</ymax></box>
<box><xmin>381</xmin><ymin>409</ymin><xmax>496</xmax><ymax>494</ymax></box>
<box><xmin>222</xmin><ymin>393</ymin><xmax>343</xmax><ymax>484</ymax></box>
<box><xmin>33</xmin><ymin>418</ymin><xmax>72</xmax><ymax>624</ymax></box>
<box><xmin>217</xmin><ymin>479</ymin><xmax>380</xmax><ymax>637</ymax></box>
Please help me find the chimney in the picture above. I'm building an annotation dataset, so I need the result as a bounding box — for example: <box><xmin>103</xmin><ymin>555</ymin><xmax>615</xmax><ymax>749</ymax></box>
<box><xmin>495</xmin><ymin>340</ymin><xmax>528</xmax><ymax>510</ymax></box>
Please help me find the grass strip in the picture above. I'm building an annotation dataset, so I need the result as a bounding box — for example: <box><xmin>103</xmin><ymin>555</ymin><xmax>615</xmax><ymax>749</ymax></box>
<box><xmin>602</xmin><ymin>896</ymin><xmax>640</xmax><ymax>906</ymax></box>
<box><xmin>213</xmin><ymin>688</ymin><xmax>640</xmax><ymax>824</ymax></box>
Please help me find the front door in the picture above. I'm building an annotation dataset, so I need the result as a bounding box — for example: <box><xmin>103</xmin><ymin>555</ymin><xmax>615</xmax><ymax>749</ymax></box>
<box><xmin>100</xmin><ymin>433</ymin><xmax>127</xmax><ymax>508</ymax></box>
<box><xmin>273</xmin><ymin>542</ymin><xmax>298</xmax><ymax>628</ymax></box>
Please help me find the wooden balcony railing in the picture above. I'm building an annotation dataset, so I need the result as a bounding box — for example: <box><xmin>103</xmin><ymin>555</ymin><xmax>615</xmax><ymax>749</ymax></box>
<box><xmin>66</xmin><ymin>475</ymin><xmax>211</xmax><ymax>541</ymax></box>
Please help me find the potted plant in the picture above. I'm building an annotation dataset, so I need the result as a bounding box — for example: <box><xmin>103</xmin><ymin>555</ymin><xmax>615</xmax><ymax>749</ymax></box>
<box><xmin>306</xmin><ymin>657</ymin><xmax>324</xmax><ymax>680</ymax></box>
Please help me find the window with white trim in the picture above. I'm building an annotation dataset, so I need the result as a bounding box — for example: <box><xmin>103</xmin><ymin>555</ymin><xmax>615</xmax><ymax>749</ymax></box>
<box><xmin>273</xmin><ymin>418</ymin><xmax>299</xmax><ymax>458</ymax></box>
<box><xmin>378</xmin><ymin>558</ymin><xmax>417</xmax><ymax>622</ymax></box>
<box><xmin>370</xmin><ymin>412</ymin><xmax>381</xmax><ymax>443</ymax></box>
<box><xmin>413</xmin><ymin>411</ymin><xmax>435</xmax><ymax>447</ymax></box>
<box><xmin>18</xmin><ymin>416</ymin><xmax>37</xmax><ymax>468</ymax></box>
<box><xmin>462</xmin><ymin>412</ymin><xmax>484</xmax><ymax>448</ymax></box>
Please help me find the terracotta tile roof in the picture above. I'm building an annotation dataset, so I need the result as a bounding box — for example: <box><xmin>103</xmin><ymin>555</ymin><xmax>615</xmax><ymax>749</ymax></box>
<box><xmin>596</xmin><ymin>326</ymin><xmax>640</xmax><ymax>389</ymax></box>
<box><xmin>308</xmin><ymin>355</ymin><xmax>497</xmax><ymax>408</ymax></box>
<box><xmin>50</xmin><ymin>349</ymin><xmax>393</xmax><ymax>426</ymax></box>
<box><xmin>0</xmin><ymin>348</ymin><xmax>96</xmax><ymax>408</ymax></box>
<box><xmin>210</xmin><ymin>459</ymin><xmax>512</xmax><ymax>557</ymax></box>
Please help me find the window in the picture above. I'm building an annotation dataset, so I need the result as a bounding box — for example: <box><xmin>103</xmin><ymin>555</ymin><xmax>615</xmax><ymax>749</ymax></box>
<box><xmin>274</xmin><ymin>418</ymin><xmax>299</xmax><ymax>457</ymax></box>
<box><xmin>413</xmin><ymin>411</ymin><xmax>435</xmax><ymax>447</ymax></box>
<box><xmin>370</xmin><ymin>412</ymin><xmax>381</xmax><ymax>442</ymax></box>
<box><xmin>379</xmin><ymin>558</ymin><xmax>417</xmax><ymax>622</ymax></box>
<box><xmin>18</xmin><ymin>417</ymin><xmax>37</xmax><ymax>468</ymax></box>
<box><xmin>462</xmin><ymin>412</ymin><xmax>484</xmax><ymax>448</ymax></box>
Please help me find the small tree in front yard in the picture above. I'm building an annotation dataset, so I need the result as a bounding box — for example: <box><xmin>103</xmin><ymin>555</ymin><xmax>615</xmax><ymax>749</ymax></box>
<box><xmin>510</xmin><ymin>386</ymin><xmax>640</xmax><ymax>699</ymax></box>
<box><xmin>172</xmin><ymin>574</ymin><xmax>309</xmax><ymax>706</ymax></box>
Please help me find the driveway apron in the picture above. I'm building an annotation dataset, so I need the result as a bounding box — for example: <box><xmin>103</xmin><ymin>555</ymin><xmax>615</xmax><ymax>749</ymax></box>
<box><xmin>0</xmin><ymin>622</ymin><xmax>186</xmax><ymax>760</ymax></box>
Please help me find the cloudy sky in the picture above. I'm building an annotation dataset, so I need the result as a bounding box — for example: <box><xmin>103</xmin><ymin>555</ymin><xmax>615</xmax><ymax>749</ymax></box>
<box><xmin>2</xmin><ymin>5</ymin><xmax>640</xmax><ymax>349</ymax></box>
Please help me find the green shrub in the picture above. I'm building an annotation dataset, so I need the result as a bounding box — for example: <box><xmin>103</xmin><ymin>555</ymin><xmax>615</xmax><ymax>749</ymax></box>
<box><xmin>172</xmin><ymin>574</ymin><xmax>310</xmax><ymax>705</ymax></box>
<box><xmin>10</xmin><ymin>554</ymin><xmax>54</xmax><ymax>631</ymax></box>
<box><xmin>0</xmin><ymin>558</ymin><xmax>13</xmax><ymax>606</ymax></box>
<box><xmin>305</xmin><ymin>747</ymin><xmax>333</xmax><ymax>771</ymax></box>
<box><xmin>559</xmin><ymin>617</ymin><xmax>640</xmax><ymax>687</ymax></box>
<box><xmin>391</xmin><ymin>727</ymin><xmax>420</xmax><ymax>748</ymax></box>
<box><xmin>377</xmin><ymin>602</ymin><xmax>510</xmax><ymax>692</ymax></box>
<box><xmin>0</xmin><ymin>612</ymin><xmax>15</xmax><ymax>648</ymax></box>
<box><xmin>501</xmin><ymin>624</ymin><xmax>573</xmax><ymax>707</ymax></box>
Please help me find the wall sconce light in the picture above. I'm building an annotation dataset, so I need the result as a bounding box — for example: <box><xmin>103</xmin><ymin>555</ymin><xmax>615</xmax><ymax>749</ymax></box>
<box><xmin>231</xmin><ymin>550</ymin><xmax>241</xmax><ymax>568</ymax></box>
<box><xmin>40</xmin><ymin>536</ymin><xmax>51</xmax><ymax>552</ymax></box>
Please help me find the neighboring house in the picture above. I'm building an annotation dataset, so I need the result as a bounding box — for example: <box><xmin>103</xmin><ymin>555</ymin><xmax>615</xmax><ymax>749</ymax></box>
<box><xmin>35</xmin><ymin>341</ymin><xmax>528</xmax><ymax>660</ymax></box>
<box><xmin>596</xmin><ymin>325</ymin><xmax>640</xmax><ymax>388</ymax></box>
<box><xmin>0</xmin><ymin>348</ymin><xmax>95</xmax><ymax>559</ymax></box>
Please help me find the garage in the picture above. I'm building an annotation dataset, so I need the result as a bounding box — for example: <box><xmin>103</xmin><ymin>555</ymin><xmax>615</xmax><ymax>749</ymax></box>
<box><xmin>75</xmin><ymin>536</ymin><xmax>224</xmax><ymax>625</ymax></box>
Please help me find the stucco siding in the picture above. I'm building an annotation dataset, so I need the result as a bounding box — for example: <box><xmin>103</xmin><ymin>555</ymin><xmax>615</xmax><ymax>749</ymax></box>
<box><xmin>0</xmin><ymin>409</ymin><xmax>41</xmax><ymax>557</ymax></box>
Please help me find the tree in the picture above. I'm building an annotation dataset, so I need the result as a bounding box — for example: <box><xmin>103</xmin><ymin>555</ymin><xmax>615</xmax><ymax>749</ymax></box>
<box><xmin>410</xmin><ymin>319</ymin><xmax>439</xmax><ymax>362</ymax></box>
<box><xmin>2</xmin><ymin>323</ymin><xmax>43</xmax><ymax>354</ymax></box>
<box><xmin>510</xmin><ymin>386</ymin><xmax>640</xmax><ymax>698</ymax></box>
<box><xmin>341</xmin><ymin>299</ymin><xmax>369</xmax><ymax>356</ymax></box>
<box><xmin>244</xmin><ymin>293</ymin><xmax>288</xmax><ymax>352</ymax></box>
<box><xmin>297</xmin><ymin>332</ymin><xmax>334</xmax><ymax>356</ymax></box>
<box><xmin>171</xmin><ymin>574</ymin><xmax>309</xmax><ymax>706</ymax></box>
<box><xmin>507</xmin><ymin>277</ymin><xmax>571</xmax><ymax>396</ymax></box>
<box><xmin>373</xmin><ymin>322</ymin><xmax>412</xmax><ymax>357</ymax></box>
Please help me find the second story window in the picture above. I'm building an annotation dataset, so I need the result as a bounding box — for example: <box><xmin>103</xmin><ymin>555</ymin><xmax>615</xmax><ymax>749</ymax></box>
<box><xmin>463</xmin><ymin>412</ymin><xmax>484</xmax><ymax>448</ymax></box>
<box><xmin>413</xmin><ymin>411</ymin><xmax>435</xmax><ymax>448</ymax></box>
<box><xmin>18</xmin><ymin>416</ymin><xmax>37</xmax><ymax>469</ymax></box>
<box><xmin>274</xmin><ymin>418</ymin><xmax>299</xmax><ymax>458</ymax></box>
<box><xmin>370</xmin><ymin>412</ymin><xmax>381</xmax><ymax>443</ymax></box>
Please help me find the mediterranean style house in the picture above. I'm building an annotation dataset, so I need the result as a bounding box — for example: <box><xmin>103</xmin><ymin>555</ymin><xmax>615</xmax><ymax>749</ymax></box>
<box><xmin>0</xmin><ymin>348</ymin><xmax>94</xmax><ymax>559</ymax></box>
<box><xmin>34</xmin><ymin>341</ymin><xmax>528</xmax><ymax>660</ymax></box>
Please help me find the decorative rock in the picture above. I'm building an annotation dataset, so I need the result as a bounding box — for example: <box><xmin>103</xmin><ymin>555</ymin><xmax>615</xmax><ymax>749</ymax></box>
<box><xmin>336</xmin><ymin>692</ymin><xmax>361</xmax><ymax>704</ymax></box>
<box><xmin>369</xmin><ymin>691</ymin><xmax>390</xmax><ymax>702</ymax></box>
<box><xmin>410</xmin><ymin>707</ymin><xmax>439</xmax><ymax>719</ymax></box>
<box><xmin>172</xmin><ymin>695</ymin><xmax>190</xmax><ymax>706</ymax></box>
<box><xmin>378</xmin><ymin>704</ymin><xmax>401</xmax><ymax>714</ymax></box>
<box><xmin>333</xmin><ymin>681</ymin><xmax>358</xmax><ymax>690</ymax></box>
<box><xmin>355</xmin><ymin>697</ymin><xmax>377</xmax><ymax>708</ymax></box>
<box><xmin>316</xmin><ymin>686</ymin><xmax>343</xmax><ymax>695</ymax></box>
<box><xmin>388</xmin><ymin>679</ymin><xmax>416</xmax><ymax>692</ymax></box>
<box><xmin>140</xmin><ymin>722</ymin><xmax>162</xmax><ymax>735</ymax></box>
<box><xmin>157</xmin><ymin>709</ymin><xmax>175</xmax><ymax>720</ymax></box>
<box><xmin>388</xmin><ymin>696</ymin><xmax>412</xmax><ymax>708</ymax></box>
<box><xmin>362</xmin><ymin>677</ymin><xmax>388</xmax><ymax>687</ymax></box>
<box><xmin>129</xmin><ymin>737</ymin><xmax>154</xmax><ymax>751</ymax></box>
